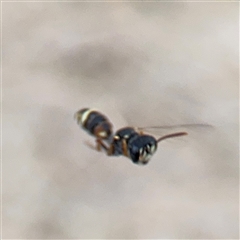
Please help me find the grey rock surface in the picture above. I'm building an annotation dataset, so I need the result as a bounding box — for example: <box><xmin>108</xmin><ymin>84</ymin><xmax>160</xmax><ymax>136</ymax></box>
<box><xmin>2</xmin><ymin>2</ymin><xmax>238</xmax><ymax>239</ymax></box>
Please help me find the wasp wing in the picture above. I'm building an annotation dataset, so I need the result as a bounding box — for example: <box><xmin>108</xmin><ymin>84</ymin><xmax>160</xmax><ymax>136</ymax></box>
<box><xmin>137</xmin><ymin>123</ymin><xmax>213</xmax><ymax>136</ymax></box>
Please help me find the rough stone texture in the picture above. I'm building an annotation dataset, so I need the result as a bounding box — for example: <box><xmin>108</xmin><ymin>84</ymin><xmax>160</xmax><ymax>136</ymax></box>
<box><xmin>2</xmin><ymin>2</ymin><xmax>238</xmax><ymax>239</ymax></box>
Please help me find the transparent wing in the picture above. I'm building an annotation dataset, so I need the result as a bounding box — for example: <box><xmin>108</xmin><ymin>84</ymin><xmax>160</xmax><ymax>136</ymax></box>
<box><xmin>137</xmin><ymin>123</ymin><xmax>213</xmax><ymax>136</ymax></box>
<box><xmin>138</xmin><ymin>123</ymin><xmax>213</xmax><ymax>130</ymax></box>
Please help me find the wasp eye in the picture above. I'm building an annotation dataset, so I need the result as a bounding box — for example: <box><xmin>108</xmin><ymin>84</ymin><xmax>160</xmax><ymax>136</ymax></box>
<box><xmin>129</xmin><ymin>145</ymin><xmax>140</xmax><ymax>164</ymax></box>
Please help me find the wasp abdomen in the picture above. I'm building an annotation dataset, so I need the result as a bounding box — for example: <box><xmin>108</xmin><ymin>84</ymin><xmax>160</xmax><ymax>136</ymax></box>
<box><xmin>75</xmin><ymin>108</ymin><xmax>113</xmax><ymax>139</ymax></box>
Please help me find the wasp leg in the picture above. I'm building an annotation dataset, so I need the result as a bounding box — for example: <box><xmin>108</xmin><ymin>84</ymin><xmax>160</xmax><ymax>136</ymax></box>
<box><xmin>96</xmin><ymin>138</ymin><xmax>110</xmax><ymax>152</ymax></box>
<box><xmin>122</xmin><ymin>139</ymin><xmax>129</xmax><ymax>157</ymax></box>
<box><xmin>96</xmin><ymin>139</ymin><xmax>102</xmax><ymax>151</ymax></box>
<box><xmin>84</xmin><ymin>140</ymin><xmax>97</xmax><ymax>151</ymax></box>
<box><xmin>107</xmin><ymin>144</ymin><xmax>115</xmax><ymax>156</ymax></box>
<box><xmin>96</xmin><ymin>139</ymin><xmax>116</xmax><ymax>157</ymax></box>
<box><xmin>84</xmin><ymin>139</ymin><xmax>108</xmax><ymax>152</ymax></box>
<box><xmin>85</xmin><ymin>139</ymin><xmax>115</xmax><ymax>156</ymax></box>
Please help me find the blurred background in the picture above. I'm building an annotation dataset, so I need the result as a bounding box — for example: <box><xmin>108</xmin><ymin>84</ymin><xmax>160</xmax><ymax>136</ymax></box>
<box><xmin>2</xmin><ymin>2</ymin><xmax>239</xmax><ymax>239</ymax></box>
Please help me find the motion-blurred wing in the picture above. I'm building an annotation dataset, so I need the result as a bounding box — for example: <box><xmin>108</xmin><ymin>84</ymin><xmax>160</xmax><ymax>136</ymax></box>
<box><xmin>137</xmin><ymin>123</ymin><xmax>213</xmax><ymax>136</ymax></box>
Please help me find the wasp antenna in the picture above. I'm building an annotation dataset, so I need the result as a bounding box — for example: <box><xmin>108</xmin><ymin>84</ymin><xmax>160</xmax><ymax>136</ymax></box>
<box><xmin>157</xmin><ymin>132</ymin><xmax>188</xmax><ymax>143</ymax></box>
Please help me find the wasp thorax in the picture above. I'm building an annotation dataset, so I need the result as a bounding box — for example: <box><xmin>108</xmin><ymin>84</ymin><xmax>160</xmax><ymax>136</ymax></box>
<box><xmin>74</xmin><ymin>108</ymin><xmax>113</xmax><ymax>139</ymax></box>
<box><xmin>128</xmin><ymin>135</ymin><xmax>157</xmax><ymax>165</ymax></box>
<box><xmin>111</xmin><ymin>127</ymin><xmax>139</xmax><ymax>155</ymax></box>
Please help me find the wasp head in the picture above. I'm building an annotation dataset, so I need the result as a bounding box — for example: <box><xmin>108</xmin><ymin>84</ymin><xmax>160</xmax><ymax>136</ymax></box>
<box><xmin>128</xmin><ymin>135</ymin><xmax>157</xmax><ymax>165</ymax></box>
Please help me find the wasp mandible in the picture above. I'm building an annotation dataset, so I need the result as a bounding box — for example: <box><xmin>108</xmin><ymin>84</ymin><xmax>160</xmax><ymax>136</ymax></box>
<box><xmin>74</xmin><ymin>108</ymin><xmax>190</xmax><ymax>165</ymax></box>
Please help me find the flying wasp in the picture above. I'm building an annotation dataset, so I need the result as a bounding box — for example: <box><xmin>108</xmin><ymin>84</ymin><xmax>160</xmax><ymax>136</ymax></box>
<box><xmin>74</xmin><ymin>108</ymin><xmax>198</xmax><ymax>165</ymax></box>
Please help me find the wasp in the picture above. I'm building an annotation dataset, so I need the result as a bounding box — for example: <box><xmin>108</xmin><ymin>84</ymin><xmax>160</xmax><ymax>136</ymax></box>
<box><xmin>74</xmin><ymin>108</ymin><xmax>191</xmax><ymax>165</ymax></box>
